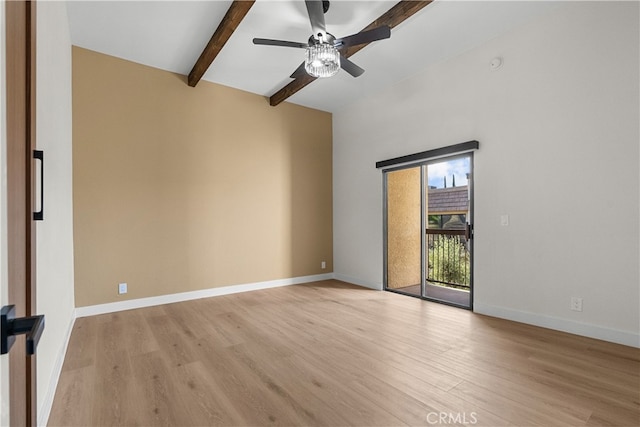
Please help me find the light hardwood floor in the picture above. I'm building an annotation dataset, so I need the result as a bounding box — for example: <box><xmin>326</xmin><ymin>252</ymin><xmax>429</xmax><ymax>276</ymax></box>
<box><xmin>48</xmin><ymin>280</ymin><xmax>640</xmax><ymax>426</ymax></box>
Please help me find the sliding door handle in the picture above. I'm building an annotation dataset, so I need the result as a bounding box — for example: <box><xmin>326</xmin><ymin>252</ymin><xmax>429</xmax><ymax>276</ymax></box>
<box><xmin>465</xmin><ymin>223</ymin><xmax>474</xmax><ymax>240</ymax></box>
<box><xmin>33</xmin><ymin>150</ymin><xmax>44</xmax><ymax>221</ymax></box>
<box><xmin>1</xmin><ymin>305</ymin><xmax>45</xmax><ymax>355</ymax></box>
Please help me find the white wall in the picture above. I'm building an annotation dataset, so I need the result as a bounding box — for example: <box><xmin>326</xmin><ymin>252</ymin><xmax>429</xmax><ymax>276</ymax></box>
<box><xmin>333</xmin><ymin>1</ymin><xmax>639</xmax><ymax>347</ymax></box>
<box><xmin>35</xmin><ymin>2</ymin><xmax>75</xmax><ymax>424</ymax></box>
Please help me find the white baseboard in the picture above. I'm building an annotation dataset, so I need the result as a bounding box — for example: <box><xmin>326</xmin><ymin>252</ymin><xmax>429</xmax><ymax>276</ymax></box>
<box><xmin>333</xmin><ymin>273</ymin><xmax>382</xmax><ymax>290</ymax></box>
<box><xmin>474</xmin><ymin>302</ymin><xmax>640</xmax><ymax>348</ymax></box>
<box><xmin>75</xmin><ymin>273</ymin><xmax>335</xmax><ymax>318</ymax></box>
<box><xmin>38</xmin><ymin>309</ymin><xmax>76</xmax><ymax>427</ymax></box>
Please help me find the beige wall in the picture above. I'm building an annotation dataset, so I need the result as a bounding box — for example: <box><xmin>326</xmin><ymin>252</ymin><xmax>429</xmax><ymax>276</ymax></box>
<box><xmin>73</xmin><ymin>47</ymin><xmax>332</xmax><ymax>307</ymax></box>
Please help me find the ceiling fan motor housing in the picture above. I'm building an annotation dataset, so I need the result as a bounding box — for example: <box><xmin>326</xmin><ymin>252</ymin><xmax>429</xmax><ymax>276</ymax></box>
<box><xmin>308</xmin><ymin>33</ymin><xmax>336</xmax><ymax>46</ymax></box>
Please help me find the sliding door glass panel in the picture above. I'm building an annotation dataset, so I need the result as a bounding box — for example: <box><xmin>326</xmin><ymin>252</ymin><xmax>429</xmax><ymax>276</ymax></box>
<box><xmin>385</xmin><ymin>167</ymin><xmax>422</xmax><ymax>297</ymax></box>
<box><xmin>425</xmin><ymin>156</ymin><xmax>472</xmax><ymax>307</ymax></box>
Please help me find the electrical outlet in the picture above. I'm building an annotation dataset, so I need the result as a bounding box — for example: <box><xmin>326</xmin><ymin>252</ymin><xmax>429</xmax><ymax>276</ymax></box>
<box><xmin>321</xmin><ymin>261</ymin><xmax>326</xmax><ymax>269</ymax></box>
<box><xmin>500</xmin><ymin>214</ymin><xmax>509</xmax><ymax>226</ymax></box>
<box><xmin>570</xmin><ymin>297</ymin><xmax>583</xmax><ymax>312</ymax></box>
<box><xmin>118</xmin><ymin>282</ymin><xmax>128</xmax><ymax>295</ymax></box>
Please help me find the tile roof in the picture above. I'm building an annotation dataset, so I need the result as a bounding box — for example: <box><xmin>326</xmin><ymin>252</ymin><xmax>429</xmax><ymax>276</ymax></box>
<box><xmin>428</xmin><ymin>186</ymin><xmax>469</xmax><ymax>214</ymax></box>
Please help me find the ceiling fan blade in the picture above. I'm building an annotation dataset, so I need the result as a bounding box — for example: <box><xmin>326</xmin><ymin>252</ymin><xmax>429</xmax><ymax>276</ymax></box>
<box><xmin>340</xmin><ymin>55</ymin><xmax>364</xmax><ymax>78</ymax></box>
<box><xmin>290</xmin><ymin>62</ymin><xmax>308</xmax><ymax>79</ymax></box>
<box><xmin>253</xmin><ymin>38</ymin><xmax>308</xmax><ymax>49</ymax></box>
<box><xmin>335</xmin><ymin>25</ymin><xmax>391</xmax><ymax>49</ymax></box>
<box><xmin>305</xmin><ymin>0</ymin><xmax>326</xmax><ymax>39</ymax></box>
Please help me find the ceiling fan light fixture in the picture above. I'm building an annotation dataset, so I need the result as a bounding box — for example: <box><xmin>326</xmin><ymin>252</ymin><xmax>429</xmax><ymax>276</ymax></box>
<box><xmin>304</xmin><ymin>43</ymin><xmax>340</xmax><ymax>78</ymax></box>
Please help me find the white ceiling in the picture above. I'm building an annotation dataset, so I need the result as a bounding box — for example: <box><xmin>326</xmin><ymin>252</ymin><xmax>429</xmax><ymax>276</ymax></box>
<box><xmin>66</xmin><ymin>0</ymin><xmax>561</xmax><ymax>113</ymax></box>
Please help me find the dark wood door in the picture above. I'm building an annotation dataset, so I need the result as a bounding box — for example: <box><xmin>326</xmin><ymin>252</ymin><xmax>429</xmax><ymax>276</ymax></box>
<box><xmin>5</xmin><ymin>1</ymin><xmax>37</xmax><ymax>425</ymax></box>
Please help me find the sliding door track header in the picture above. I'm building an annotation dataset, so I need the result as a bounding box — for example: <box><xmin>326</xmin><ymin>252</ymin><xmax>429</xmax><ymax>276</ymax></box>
<box><xmin>376</xmin><ymin>140</ymin><xmax>479</xmax><ymax>169</ymax></box>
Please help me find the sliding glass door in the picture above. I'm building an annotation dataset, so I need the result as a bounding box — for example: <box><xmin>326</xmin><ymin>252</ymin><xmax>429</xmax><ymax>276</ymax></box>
<box><xmin>384</xmin><ymin>154</ymin><xmax>473</xmax><ymax>308</ymax></box>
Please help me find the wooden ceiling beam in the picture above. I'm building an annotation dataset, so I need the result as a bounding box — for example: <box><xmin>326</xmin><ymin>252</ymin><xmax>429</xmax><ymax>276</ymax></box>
<box><xmin>269</xmin><ymin>0</ymin><xmax>433</xmax><ymax>107</ymax></box>
<box><xmin>188</xmin><ymin>0</ymin><xmax>255</xmax><ymax>87</ymax></box>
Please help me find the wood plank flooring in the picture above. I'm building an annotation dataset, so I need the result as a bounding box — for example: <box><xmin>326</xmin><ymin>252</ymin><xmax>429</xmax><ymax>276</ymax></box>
<box><xmin>48</xmin><ymin>280</ymin><xmax>640</xmax><ymax>426</ymax></box>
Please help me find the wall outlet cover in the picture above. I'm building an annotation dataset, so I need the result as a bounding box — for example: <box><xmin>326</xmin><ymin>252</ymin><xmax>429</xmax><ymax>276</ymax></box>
<box><xmin>570</xmin><ymin>297</ymin><xmax>583</xmax><ymax>312</ymax></box>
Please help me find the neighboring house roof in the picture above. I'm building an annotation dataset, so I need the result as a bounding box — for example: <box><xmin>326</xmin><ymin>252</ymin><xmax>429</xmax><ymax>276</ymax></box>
<box><xmin>428</xmin><ymin>186</ymin><xmax>469</xmax><ymax>214</ymax></box>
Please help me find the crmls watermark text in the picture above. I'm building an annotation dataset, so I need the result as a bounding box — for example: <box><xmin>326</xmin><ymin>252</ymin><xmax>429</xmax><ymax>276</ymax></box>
<box><xmin>426</xmin><ymin>411</ymin><xmax>478</xmax><ymax>425</ymax></box>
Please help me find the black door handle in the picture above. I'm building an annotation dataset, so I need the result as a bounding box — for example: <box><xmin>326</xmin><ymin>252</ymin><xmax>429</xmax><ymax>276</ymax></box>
<box><xmin>465</xmin><ymin>223</ymin><xmax>473</xmax><ymax>240</ymax></box>
<box><xmin>33</xmin><ymin>150</ymin><xmax>44</xmax><ymax>221</ymax></box>
<box><xmin>1</xmin><ymin>305</ymin><xmax>45</xmax><ymax>355</ymax></box>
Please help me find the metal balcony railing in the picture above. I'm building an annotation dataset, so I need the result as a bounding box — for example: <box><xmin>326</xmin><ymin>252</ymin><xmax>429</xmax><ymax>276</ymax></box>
<box><xmin>426</xmin><ymin>229</ymin><xmax>470</xmax><ymax>289</ymax></box>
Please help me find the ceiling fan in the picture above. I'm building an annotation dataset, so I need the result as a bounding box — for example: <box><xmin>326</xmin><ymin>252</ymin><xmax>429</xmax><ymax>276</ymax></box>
<box><xmin>253</xmin><ymin>0</ymin><xmax>391</xmax><ymax>79</ymax></box>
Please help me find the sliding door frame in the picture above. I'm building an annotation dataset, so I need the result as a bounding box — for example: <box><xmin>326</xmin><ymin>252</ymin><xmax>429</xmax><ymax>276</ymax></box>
<box><xmin>382</xmin><ymin>162</ymin><xmax>427</xmax><ymax>297</ymax></box>
<box><xmin>382</xmin><ymin>152</ymin><xmax>475</xmax><ymax>310</ymax></box>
